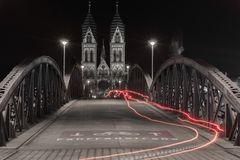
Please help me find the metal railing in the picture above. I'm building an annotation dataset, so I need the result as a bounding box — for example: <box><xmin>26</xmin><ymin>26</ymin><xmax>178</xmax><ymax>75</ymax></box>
<box><xmin>150</xmin><ymin>56</ymin><xmax>240</xmax><ymax>145</ymax></box>
<box><xmin>0</xmin><ymin>56</ymin><xmax>67</xmax><ymax>146</ymax></box>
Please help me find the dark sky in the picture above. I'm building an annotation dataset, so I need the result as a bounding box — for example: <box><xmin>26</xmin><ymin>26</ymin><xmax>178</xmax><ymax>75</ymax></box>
<box><xmin>1</xmin><ymin>0</ymin><xmax>240</xmax><ymax>81</ymax></box>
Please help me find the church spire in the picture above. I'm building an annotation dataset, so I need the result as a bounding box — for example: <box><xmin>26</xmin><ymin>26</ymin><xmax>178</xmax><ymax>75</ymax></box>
<box><xmin>101</xmin><ymin>40</ymin><xmax>106</xmax><ymax>59</ymax></box>
<box><xmin>88</xmin><ymin>1</ymin><xmax>91</xmax><ymax>13</ymax></box>
<box><xmin>111</xmin><ymin>0</ymin><xmax>125</xmax><ymax>41</ymax></box>
<box><xmin>82</xmin><ymin>1</ymin><xmax>96</xmax><ymax>40</ymax></box>
<box><xmin>116</xmin><ymin>0</ymin><xmax>119</xmax><ymax>14</ymax></box>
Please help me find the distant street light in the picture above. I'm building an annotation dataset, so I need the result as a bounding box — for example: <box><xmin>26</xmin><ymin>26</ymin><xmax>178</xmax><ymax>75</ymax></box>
<box><xmin>86</xmin><ymin>80</ymin><xmax>91</xmax><ymax>98</ymax></box>
<box><xmin>149</xmin><ymin>40</ymin><xmax>157</xmax><ymax>80</ymax></box>
<box><xmin>80</xmin><ymin>65</ymin><xmax>85</xmax><ymax>91</ymax></box>
<box><xmin>126</xmin><ymin>65</ymin><xmax>130</xmax><ymax>82</ymax></box>
<box><xmin>87</xmin><ymin>80</ymin><xmax>90</xmax><ymax>85</ymax></box>
<box><xmin>60</xmin><ymin>39</ymin><xmax>68</xmax><ymax>77</ymax></box>
<box><xmin>80</xmin><ymin>65</ymin><xmax>84</xmax><ymax>78</ymax></box>
<box><xmin>119</xmin><ymin>80</ymin><xmax>122</xmax><ymax>89</ymax></box>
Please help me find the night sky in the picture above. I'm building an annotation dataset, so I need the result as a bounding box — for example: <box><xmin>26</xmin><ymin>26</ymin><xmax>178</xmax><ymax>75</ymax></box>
<box><xmin>1</xmin><ymin>0</ymin><xmax>240</xmax><ymax>81</ymax></box>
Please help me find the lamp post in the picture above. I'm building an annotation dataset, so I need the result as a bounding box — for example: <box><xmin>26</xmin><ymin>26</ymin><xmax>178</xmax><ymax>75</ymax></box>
<box><xmin>80</xmin><ymin>65</ymin><xmax>84</xmax><ymax>72</ymax></box>
<box><xmin>81</xmin><ymin>65</ymin><xmax>84</xmax><ymax>79</ymax></box>
<box><xmin>119</xmin><ymin>80</ymin><xmax>122</xmax><ymax>89</ymax></box>
<box><xmin>81</xmin><ymin>65</ymin><xmax>85</xmax><ymax>91</ymax></box>
<box><xmin>126</xmin><ymin>65</ymin><xmax>130</xmax><ymax>87</ymax></box>
<box><xmin>87</xmin><ymin>80</ymin><xmax>90</xmax><ymax>98</ymax></box>
<box><xmin>60</xmin><ymin>39</ymin><xmax>68</xmax><ymax>77</ymax></box>
<box><xmin>149</xmin><ymin>40</ymin><xmax>157</xmax><ymax>80</ymax></box>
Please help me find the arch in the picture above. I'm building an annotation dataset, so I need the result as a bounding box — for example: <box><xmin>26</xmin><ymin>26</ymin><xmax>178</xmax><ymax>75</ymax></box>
<box><xmin>0</xmin><ymin>56</ymin><xmax>67</xmax><ymax>146</ymax></box>
<box><xmin>151</xmin><ymin>55</ymin><xmax>240</xmax><ymax>145</ymax></box>
<box><xmin>67</xmin><ymin>64</ymin><xmax>84</xmax><ymax>99</ymax></box>
<box><xmin>128</xmin><ymin>64</ymin><xmax>152</xmax><ymax>96</ymax></box>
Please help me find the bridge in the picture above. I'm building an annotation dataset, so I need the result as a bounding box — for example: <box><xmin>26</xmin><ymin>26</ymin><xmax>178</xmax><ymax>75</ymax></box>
<box><xmin>0</xmin><ymin>55</ymin><xmax>240</xmax><ymax>160</ymax></box>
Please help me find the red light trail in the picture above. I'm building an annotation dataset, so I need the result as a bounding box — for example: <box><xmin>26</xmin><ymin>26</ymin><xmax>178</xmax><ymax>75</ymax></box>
<box><xmin>79</xmin><ymin>89</ymin><xmax>223</xmax><ymax>160</ymax></box>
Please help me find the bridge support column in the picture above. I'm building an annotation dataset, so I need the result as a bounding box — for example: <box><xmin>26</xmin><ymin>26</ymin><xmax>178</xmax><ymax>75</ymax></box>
<box><xmin>225</xmin><ymin>104</ymin><xmax>233</xmax><ymax>138</ymax></box>
<box><xmin>229</xmin><ymin>113</ymin><xmax>240</xmax><ymax>146</ymax></box>
<box><xmin>192</xmin><ymin>70</ymin><xmax>200</xmax><ymax>118</ymax></box>
<box><xmin>0</xmin><ymin>113</ymin><xmax>6</xmax><ymax>146</ymax></box>
<box><xmin>234</xmin><ymin>114</ymin><xmax>240</xmax><ymax>146</ymax></box>
<box><xmin>181</xmin><ymin>65</ymin><xmax>188</xmax><ymax>112</ymax></box>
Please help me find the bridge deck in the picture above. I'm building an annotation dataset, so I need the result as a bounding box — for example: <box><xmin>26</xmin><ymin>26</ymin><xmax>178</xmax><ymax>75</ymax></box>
<box><xmin>1</xmin><ymin>99</ymin><xmax>240</xmax><ymax>160</ymax></box>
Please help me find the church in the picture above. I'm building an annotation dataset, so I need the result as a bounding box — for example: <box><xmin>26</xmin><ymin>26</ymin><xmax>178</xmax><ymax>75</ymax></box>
<box><xmin>81</xmin><ymin>1</ymin><xmax>128</xmax><ymax>98</ymax></box>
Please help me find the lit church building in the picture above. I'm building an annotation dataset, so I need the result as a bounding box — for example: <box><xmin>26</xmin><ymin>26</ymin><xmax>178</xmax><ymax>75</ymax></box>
<box><xmin>81</xmin><ymin>1</ymin><xmax>128</xmax><ymax>98</ymax></box>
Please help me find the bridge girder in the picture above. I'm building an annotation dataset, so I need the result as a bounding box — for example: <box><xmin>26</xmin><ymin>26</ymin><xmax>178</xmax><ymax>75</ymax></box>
<box><xmin>151</xmin><ymin>55</ymin><xmax>240</xmax><ymax>145</ymax></box>
<box><xmin>0</xmin><ymin>56</ymin><xmax>67</xmax><ymax>146</ymax></box>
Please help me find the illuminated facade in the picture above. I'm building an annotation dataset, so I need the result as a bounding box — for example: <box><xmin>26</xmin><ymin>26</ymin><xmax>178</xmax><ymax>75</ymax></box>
<box><xmin>81</xmin><ymin>1</ymin><xmax>128</xmax><ymax>98</ymax></box>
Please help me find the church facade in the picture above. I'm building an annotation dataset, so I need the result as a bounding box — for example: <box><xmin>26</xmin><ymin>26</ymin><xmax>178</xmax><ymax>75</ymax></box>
<box><xmin>81</xmin><ymin>1</ymin><xmax>128</xmax><ymax>98</ymax></box>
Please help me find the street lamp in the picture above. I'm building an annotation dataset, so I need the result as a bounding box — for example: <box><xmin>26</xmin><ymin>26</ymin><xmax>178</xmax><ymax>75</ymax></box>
<box><xmin>119</xmin><ymin>80</ymin><xmax>122</xmax><ymax>89</ymax></box>
<box><xmin>126</xmin><ymin>65</ymin><xmax>130</xmax><ymax>83</ymax></box>
<box><xmin>60</xmin><ymin>39</ymin><xmax>68</xmax><ymax>77</ymax></box>
<box><xmin>126</xmin><ymin>65</ymin><xmax>130</xmax><ymax>70</ymax></box>
<box><xmin>149</xmin><ymin>40</ymin><xmax>157</xmax><ymax>80</ymax></box>
<box><xmin>81</xmin><ymin>65</ymin><xmax>85</xmax><ymax>91</ymax></box>
<box><xmin>80</xmin><ymin>65</ymin><xmax>84</xmax><ymax>78</ymax></box>
<box><xmin>86</xmin><ymin>80</ymin><xmax>91</xmax><ymax>98</ymax></box>
<box><xmin>87</xmin><ymin>80</ymin><xmax>90</xmax><ymax>84</ymax></box>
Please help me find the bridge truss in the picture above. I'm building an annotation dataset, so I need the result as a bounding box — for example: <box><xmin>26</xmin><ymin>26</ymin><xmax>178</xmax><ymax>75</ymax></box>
<box><xmin>150</xmin><ymin>56</ymin><xmax>240</xmax><ymax>145</ymax></box>
<box><xmin>1</xmin><ymin>54</ymin><xmax>240</xmax><ymax>147</ymax></box>
<box><xmin>0</xmin><ymin>56</ymin><xmax>67</xmax><ymax>146</ymax></box>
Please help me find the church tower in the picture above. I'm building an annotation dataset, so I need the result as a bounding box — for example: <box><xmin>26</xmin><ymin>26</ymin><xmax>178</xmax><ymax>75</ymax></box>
<box><xmin>81</xmin><ymin>1</ymin><xmax>97</xmax><ymax>84</ymax></box>
<box><xmin>110</xmin><ymin>1</ymin><xmax>126</xmax><ymax>87</ymax></box>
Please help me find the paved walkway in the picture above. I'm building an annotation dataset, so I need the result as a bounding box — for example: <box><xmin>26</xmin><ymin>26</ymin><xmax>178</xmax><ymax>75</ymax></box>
<box><xmin>0</xmin><ymin>99</ymin><xmax>240</xmax><ymax>160</ymax></box>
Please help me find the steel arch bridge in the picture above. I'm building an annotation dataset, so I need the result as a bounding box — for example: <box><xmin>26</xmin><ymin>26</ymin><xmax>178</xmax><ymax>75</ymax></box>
<box><xmin>150</xmin><ymin>55</ymin><xmax>240</xmax><ymax>145</ymax></box>
<box><xmin>0</xmin><ymin>56</ymin><xmax>67</xmax><ymax>146</ymax></box>
<box><xmin>1</xmin><ymin>55</ymin><xmax>240</xmax><ymax>147</ymax></box>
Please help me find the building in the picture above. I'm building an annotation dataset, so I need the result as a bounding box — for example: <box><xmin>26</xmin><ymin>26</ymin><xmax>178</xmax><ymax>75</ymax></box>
<box><xmin>81</xmin><ymin>1</ymin><xmax>128</xmax><ymax>98</ymax></box>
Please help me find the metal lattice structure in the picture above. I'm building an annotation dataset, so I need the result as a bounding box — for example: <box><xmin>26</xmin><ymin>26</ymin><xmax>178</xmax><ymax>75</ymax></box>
<box><xmin>0</xmin><ymin>56</ymin><xmax>67</xmax><ymax>146</ymax></box>
<box><xmin>151</xmin><ymin>56</ymin><xmax>240</xmax><ymax>145</ymax></box>
<box><xmin>67</xmin><ymin>64</ymin><xmax>84</xmax><ymax>99</ymax></box>
<box><xmin>2</xmin><ymin>54</ymin><xmax>240</xmax><ymax>146</ymax></box>
<box><xmin>128</xmin><ymin>64</ymin><xmax>152</xmax><ymax>96</ymax></box>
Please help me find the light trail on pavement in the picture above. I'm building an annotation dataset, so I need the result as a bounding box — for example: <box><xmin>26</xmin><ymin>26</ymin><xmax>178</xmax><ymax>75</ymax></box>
<box><xmin>79</xmin><ymin>89</ymin><xmax>223</xmax><ymax>160</ymax></box>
